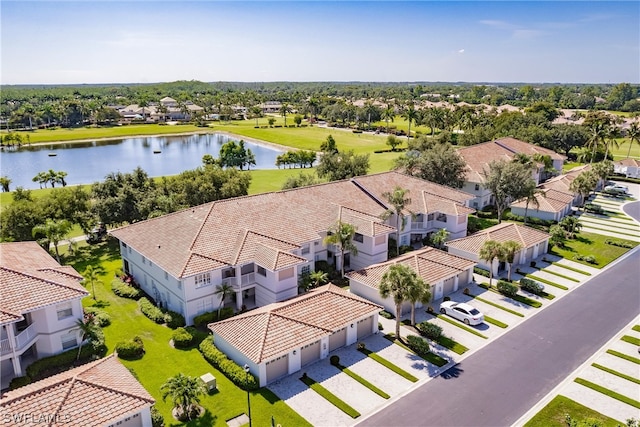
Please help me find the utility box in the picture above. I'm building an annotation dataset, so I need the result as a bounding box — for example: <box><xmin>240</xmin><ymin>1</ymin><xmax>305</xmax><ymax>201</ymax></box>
<box><xmin>200</xmin><ymin>372</ymin><xmax>217</xmax><ymax>391</ymax></box>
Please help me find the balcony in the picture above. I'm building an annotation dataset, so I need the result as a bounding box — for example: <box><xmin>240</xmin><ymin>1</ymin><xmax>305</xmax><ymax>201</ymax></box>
<box><xmin>0</xmin><ymin>323</ymin><xmax>38</xmax><ymax>356</ymax></box>
<box><xmin>221</xmin><ymin>272</ymin><xmax>256</xmax><ymax>290</ymax></box>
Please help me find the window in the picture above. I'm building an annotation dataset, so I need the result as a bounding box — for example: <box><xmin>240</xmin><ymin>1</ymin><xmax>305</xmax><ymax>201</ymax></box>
<box><xmin>475</xmin><ymin>184</ymin><xmax>480</xmax><ymax>191</ymax></box>
<box><xmin>436</xmin><ymin>213</ymin><xmax>447</xmax><ymax>223</ymax></box>
<box><xmin>375</xmin><ymin>235</ymin><xmax>386</xmax><ymax>246</ymax></box>
<box><xmin>427</xmin><ymin>213</ymin><xmax>435</xmax><ymax>221</ymax></box>
<box><xmin>123</xmin><ymin>260</ymin><xmax>130</xmax><ymax>274</ymax></box>
<box><xmin>56</xmin><ymin>303</ymin><xmax>73</xmax><ymax>320</ymax></box>
<box><xmin>473</xmin><ymin>202</ymin><xmax>478</xmax><ymax>208</ymax></box>
<box><xmin>122</xmin><ymin>242</ymin><xmax>127</xmax><ymax>248</ymax></box>
<box><xmin>257</xmin><ymin>266</ymin><xmax>267</xmax><ymax>277</ymax></box>
<box><xmin>353</xmin><ymin>233</ymin><xmax>364</xmax><ymax>243</ymax></box>
<box><xmin>301</xmin><ymin>265</ymin><xmax>310</xmax><ymax>276</ymax></box>
<box><xmin>142</xmin><ymin>256</ymin><xmax>147</xmax><ymax>265</ymax></box>
<box><xmin>279</xmin><ymin>267</ymin><xmax>294</xmax><ymax>280</ymax></box>
<box><xmin>301</xmin><ymin>245</ymin><xmax>310</xmax><ymax>255</ymax></box>
<box><xmin>61</xmin><ymin>333</ymin><xmax>77</xmax><ymax>350</ymax></box>
<box><xmin>194</xmin><ymin>273</ymin><xmax>212</xmax><ymax>288</ymax></box>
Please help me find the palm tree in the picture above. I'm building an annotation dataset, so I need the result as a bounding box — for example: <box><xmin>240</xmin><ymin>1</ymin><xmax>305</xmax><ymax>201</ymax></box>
<box><xmin>161</xmin><ymin>373</ymin><xmax>206</xmax><ymax>421</ymax></box>
<box><xmin>83</xmin><ymin>265</ymin><xmax>104</xmax><ymax>301</ymax></box>
<box><xmin>323</xmin><ymin>221</ymin><xmax>358</xmax><ymax>278</ymax></box>
<box><xmin>309</xmin><ymin>270</ymin><xmax>329</xmax><ymax>288</ymax></box>
<box><xmin>478</xmin><ymin>240</ymin><xmax>503</xmax><ymax>287</ymax></box>
<box><xmin>521</xmin><ymin>181</ymin><xmax>545</xmax><ymax>225</ymax></box>
<box><xmin>429</xmin><ymin>228</ymin><xmax>450</xmax><ymax>250</ymax></box>
<box><xmin>602</xmin><ymin>125</ymin><xmax>621</xmax><ymax>161</ymax></box>
<box><xmin>381</xmin><ymin>104</ymin><xmax>395</xmax><ymax>134</ymax></box>
<box><xmin>76</xmin><ymin>315</ymin><xmax>100</xmax><ymax>361</ymax></box>
<box><xmin>279</xmin><ymin>103</ymin><xmax>292</xmax><ymax>127</ymax></box>
<box><xmin>0</xmin><ymin>176</ymin><xmax>11</xmax><ymax>192</ymax></box>
<box><xmin>500</xmin><ymin>240</ymin><xmax>523</xmax><ymax>281</ymax></box>
<box><xmin>214</xmin><ymin>283</ymin><xmax>234</xmax><ymax>319</ymax></box>
<box><xmin>402</xmin><ymin>102</ymin><xmax>418</xmax><ymax>143</ymax></box>
<box><xmin>32</xmin><ymin>218</ymin><xmax>72</xmax><ymax>262</ymax></box>
<box><xmin>569</xmin><ymin>170</ymin><xmax>598</xmax><ymax>208</ymax></box>
<box><xmin>624</xmin><ymin>122</ymin><xmax>640</xmax><ymax>158</ymax></box>
<box><xmin>559</xmin><ymin>216</ymin><xmax>582</xmax><ymax>239</ymax></box>
<box><xmin>379</xmin><ymin>264</ymin><xmax>415</xmax><ymax>338</ymax></box>
<box><xmin>381</xmin><ymin>187</ymin><xmax>413</xmax><ymax>256</ymax></box>
<box><xmin>405</xmin><ymin>274</ymin><xmax>431</xmax><ymax>326</ymax></box>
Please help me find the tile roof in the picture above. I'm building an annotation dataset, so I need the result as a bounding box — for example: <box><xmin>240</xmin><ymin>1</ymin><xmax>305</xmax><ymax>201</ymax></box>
<box><xmin>208</xmin><ymin>284</ymin><xmax>381</xmax><ymax>363</ymax></box>
<box><xmin>510</xmin><ymin>188</ymin><xmax>575</xmax><ymax>213</ymax></box>
<box><xmin>0</xmin><ymin>355</ymin><xmax>154</xmax><ymax>427</ymax></box>
<box><xmin>457</xmin><ymin>137</ymin><xmax>565</xmax><ymax>182</ymax></box>
<box><xmin>347</xmin><ymin>247</ymin><xmax>475</xmax><ymax>289</ymax></box>
<box><xmin>445</xmin><ymin>222</ymin><xmax>550</xmax><ymax>254</ymax></box>
<box><xmin>540</xmin><ymin>164</ymin><xmax>591</xmax><ymax>194</ymax></box>
<box><xmin>0</xmin><ymin>242</ymin><xmax>88</xmax><ymax>325</ymax></box>
<box><xmin>615</xmin><ymin>158</ymin><xmax>640</xmax><ymax>167</ymax></box>
<box><xmin>110</xmin><ymin>172</ymin><xmax>473</xmax><ymax>278</ymax></box>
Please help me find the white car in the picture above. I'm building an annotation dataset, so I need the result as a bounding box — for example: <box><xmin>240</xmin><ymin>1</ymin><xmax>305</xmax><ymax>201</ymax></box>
<box><xmin>440</xmin><ymin>301</ymin><xmax>484</xmax><ymax>325</ymax></box>
<box><xmin>604</xmin><ymin>184</ymin><xmax>629</xmax><ymax>195</ymax></box>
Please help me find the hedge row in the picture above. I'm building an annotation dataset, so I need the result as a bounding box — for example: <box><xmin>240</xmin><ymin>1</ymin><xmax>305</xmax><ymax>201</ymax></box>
<box><xmin>138</xmin><ymin>297</ymin><xmax>165</xmax><ymax>323</ymax></box>
<box><xmin>199</xmin><ymin>338</ymin><xmax>259</xmax><ymax>390</ymax></box>
<box><xmin>519</xmin><ymin>277</ymin><xmax>545</xmax><ymax>295</ymax></box>
<box><xmin>193</xmin><ymin>307</ymin><xmax>234</xmax><ymax>328</ymax></box>
<box><xmin>111</xmin><ymin>278</ymin><xmax>142</xmax><ymax>299</ymax></box>
<box><xmin>416</xmin><ymin>321</ymin><xmax>443</xmax><ymax>340</ymax></box>
<box><xmin>84</xmin><ymin>307</ymin><xmax>111</xmax><ymax>327</ymax></box>
<box><xmin>405</xmin><ymin>335</ymin><xmax>430</xmax><ymax>357</ymax></box>
<box><xmin>474</xmin><ymin>267</ymin><xmax>491</xmax><ymax>278</ymax></box>
<box><xmin>164</xmin><ymin>311</ymin><xmax>186</xmax><ymax>329</ymax></box>
<box><xmin>25</xmin><ymin>340</ymin><xmax>107</xmax><ymax>382</ymax></box>
<box><xmin>605</xmin><ymin>239</ymin><xmax>634</xmax><ymax>249</ymax></box>
<box><xmin>497</xmin><ymin>280</ymin><xmax>519</xmax><ymax>298</ymax></box>
<box><xmin>115</xmin><ymin>336</ymin><xmax>145</xmax><ymax>360</ymax></box>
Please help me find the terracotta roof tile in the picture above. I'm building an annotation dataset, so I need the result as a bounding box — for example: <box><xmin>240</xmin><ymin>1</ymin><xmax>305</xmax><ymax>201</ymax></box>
<box><xmin>615</xmin><ymin>158</ymin><xmax>640</xmax><ymax>167</ymax></box>
<box><xmin>510</xmin><ymin>188</ymin><xmax>575</xmax><ymax>213</ymax></box>
<box><xmin>208</xmin><ymin>284</ymin><xmax>381</xmax><ymax>363</ymax></box>
<box><xmin>0</xmin><ymin>355</ymin><xmax>154</xmax><ymax>427</ymax></box>
<box><xmin>347</xmin><ymin>247</ymin><xmax>475</xmax><ymax>289</ymax></box>
<box><xmin>255</xmin><ymin>243</ymin><xmax>307</xmax><ymax>271</ymax></box>
<box><xmin>445</xmin><ymin>223</ymin><xmax>549</xmax><ymax>254</ymax></box>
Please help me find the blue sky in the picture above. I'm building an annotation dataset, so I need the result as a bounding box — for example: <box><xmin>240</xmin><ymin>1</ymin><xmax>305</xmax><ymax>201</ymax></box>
<box><xmin>1</xmin><ymin>1</ymin><xmax>638</xmax><ymax>84</ymax></box>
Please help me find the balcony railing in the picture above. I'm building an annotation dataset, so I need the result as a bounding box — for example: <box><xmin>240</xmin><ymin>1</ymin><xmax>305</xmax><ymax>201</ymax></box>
<box><xmin>411</xmin><ymin>222</ymin><xmax>424</xmax><ymax>230</ymax></box>
<box><xmin>221</xmin><ymin>272</ymin><xmax>256</xmax><ymax>290</ymax></box>
<box><xmin>0</xmin><ymin>323</ymin><xmax>38</xmax><ymax>355</ymax></box>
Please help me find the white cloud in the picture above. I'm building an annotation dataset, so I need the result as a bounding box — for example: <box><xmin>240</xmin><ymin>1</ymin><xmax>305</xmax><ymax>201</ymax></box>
<box><xmin>458</xmin><ymin>49</ymin><xmax>465</xmax><ymax>54</ymax></box>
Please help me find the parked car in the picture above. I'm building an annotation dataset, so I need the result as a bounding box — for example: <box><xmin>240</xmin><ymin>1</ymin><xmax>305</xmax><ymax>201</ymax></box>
<box><xmin>86</xmin><ymin>222</ymin><xmax>107</xmax><ymax>244</ymax></box>
<box><xmin>440</xmin><ymin>301</ymin><xmax>484</xmax><ymax>325</ymax></box>
<box><xmin>604</xmin><ymin>184</ymin><xmax>629</xmax><ymax>195</ymax></box>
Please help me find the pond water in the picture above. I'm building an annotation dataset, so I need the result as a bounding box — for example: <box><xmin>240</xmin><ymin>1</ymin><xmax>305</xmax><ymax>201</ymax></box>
<box><xmin>0</xmin><ymin>133</ymin><xmax>284</xmax><ymax>189</ymax></box>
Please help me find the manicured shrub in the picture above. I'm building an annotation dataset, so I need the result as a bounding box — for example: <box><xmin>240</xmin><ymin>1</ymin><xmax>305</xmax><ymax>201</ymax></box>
<box><xmin>584</xmin><ymin>203</ymin><xmax>604</xmax><ymax>214</ymax></box>
<box><xmin>151</xmin><ymin>406</ymin><xmax>164</xmax><ymax>427</ymax></box>
<box><xmin>115</xmin><ymin>336</ymin><xmax>144</xmax><ymax>360</ymax></box>
<box><xmin>138</xmin><ymin>297</ymin><xmax>165</xmax><ymax>323</ymax></box>
<box><xmin>416</xmin><ymin>322</ymin><xmax>443</xmax><ymax>340</ymax></box>
<box><xmin>474</xmin><ymin>267</ymin><xmax>490</xmax><ymax>277</ymax></box>
<box><xmin>111</xmin><ymin>278</ymin><xmax>142</xmax><ymax>299</ymax></box>
<box><xmin>406</xmin><ymin>335</ymin><xmax>430</xmax><ymax>357</ymax></box>
<box><xmin>605</xmin><ymin>239</ymin><xmax>634</xmax><ymax>248</ymax></box>
<box><xmin>497</xmin><ymin>280</ymin><xmax>519</xmax><ymax>298</ymax></box>
<box><xmin>519</xmin><ymin>278</ymin><xmax>545</xmax><ymax>295</ymax></box>
<box><xmin>530</xmin><ymin>261</ymin><xmax>537</xmax><ymax>268</ymax></box>
<box><xmin>378</xmin><ymin>310</ymin><xmax>394</xmax><ymax>319</ymax></box>
<box><xmin>9</xmin><ymin>376</ymin><xmax>31</xmax><ymax>390</ymax></box>
<box><xmin>357</xmin><ymin>342</ymin><xmax>366</xmax><ymax>350</ymax></box>
<box><xmin>574</xmin><ymin>254</ymin><xmax>597</xmax><ymax>264</ymax></box>
<box><xmin>164</xmin><ymin>310</ymin><xmax>185</xmax><ymax>329</ymax></box>
<box><xmin>84</xmin><ymin>307</ymin><xmax>111</xmax><ymax>327</ymax></box>
<box><xmin>329</xmin><ymin>355</ymin><xmax>340</xmax><ymax>366</ymax></box>
<box><xmin>199</xmin><ymin>339</ymin><xmax>258</xmax><ymax>390</ymax></box>
<box><xmin>26</xmin><ymin>343</ymin><xmax>106</xmax><ymax>381</ymax></box>
<box><xmin>172</xmin><ymin>327</ymin><xmax>194</xmax><ymax>349</ymax></box>
<box><xmin>378</xmin><ymin>322</ymin><xmax>383</xmax><ymax>330</ymax></box>
<box><xmin>193</xmin><ymin>307</ymin><xmax>234</xmax><ymax>327</ymax></box>
<box><xmin>443</xmin><ymin>296</ymin><xmax>451</xmax><ymax>302</ymax></box>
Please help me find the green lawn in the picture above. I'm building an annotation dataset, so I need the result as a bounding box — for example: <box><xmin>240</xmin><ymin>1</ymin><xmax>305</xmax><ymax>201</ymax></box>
<box><xmin>549</xmin><ymin>231</ymin><xmax>639</xmax><ymax>268</ymax></box>
<box><xmin>524</xmin><ymin>395</ymin><xmax>623</xmax><ymax>427</ymax></box>
<box><xmin>65</xmin><ymin>239</ymin><xmax>310</xmax><ymax>427</ymax></box>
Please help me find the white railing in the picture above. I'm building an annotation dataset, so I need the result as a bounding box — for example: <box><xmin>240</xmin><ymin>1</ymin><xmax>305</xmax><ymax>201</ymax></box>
<box><xmin>15</xmin><ymin>323</ymin><xmax>37</xmax><ymax>349</ymax></box>
<box><xmin>241</xmin><ymin>273</ymin><xmax>255</xmax><ymax>286</ymax></box>
<box><xmin>221</xmin><ymin>277</ymin><xmax>235</xmax><ymax>287</ymax></box>
<box><xmin>411</xmin><ymin>222</ymin><xmax>424</xmax><ymax>230</ymax></box>
<box><xmin>0</xmin><ymin>339</ymin><xmax>11</xmax><ymax>355</ymax></box>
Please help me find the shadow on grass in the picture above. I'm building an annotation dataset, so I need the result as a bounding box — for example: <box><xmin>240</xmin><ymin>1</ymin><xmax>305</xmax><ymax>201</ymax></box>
<box><xmin>257</xmin><ymin>387</ymin><xmax>282</xmax><ymax>405</ymax></box>
<box><xmin>169</xmin><ymin>409</ymin><xmax>217</xmax><ymax>427</ymax></box>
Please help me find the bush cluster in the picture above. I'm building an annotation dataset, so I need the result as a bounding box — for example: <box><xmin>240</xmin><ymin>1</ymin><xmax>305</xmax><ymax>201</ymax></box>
<box><xmin>115</xmin><ymin>336</ymin><xmax>145</xmax><ymax>360</ymax></box>
<box><xmin>83</xmin><ymin>307</ymin><xmax>111</xmax><ymax>327</ymax></box>
<box><xmin>405</xmin><ymin>335</ymin><xmax>430</xmax><ymax>357</ymax></box>
<box><xmin>584</xmin><ymin>203</ymin><xmax>604</xmax><ymax>214</ymax></box>
<box><xmin>605</xmin><ymin>239</ymin><xmax>634</xmax><ymax>248</ymax></box>
<box><xmin>473</xmin><ymin>267</ymin><xmax>490</xmax><ymax>278</ymax></box>
<box><xmin>416</xmin><ymin>322</ymin><xmax>443</xmax><ymax>340</ymax></box>
<box><xmin>574</xmin><ymin>254</ymin><xmax>597</xmax><ymax>264</ymax></box>
<box><xmin>138</xmin><ymin>297</ymin><xmax>165</xmax><ymax>323</ymax></box>
<box><xmin>504</xmin><ymin>212</ymin><xmax>555</xmax><ymax>226</ymax></box>
<box><xmin>111</xmin><ymin>278</ymin><xmax>142</xmax><ymax>299</ymax></box>
<box><xmin>193</xmin><ymin>307</ymin><xmax>235</xmax><ymax>327</ymax></box>
<box><xmin>378</xmin><ymin>310</ymin><xmax>394</xmax><ymax>319</ymax></box>
<box><xmin>172</xmin><ymin>327</ymin><xmax>194</xmax><ymax>349</ymax></box>
<box><xmin>199</xmin><ymin>339</ymin><xmax>258</xmax><ymax>390</ymax></box>
<box><xmin>497</xmin><ymin>280</ymin><xmax>519</xmax><ymax>298</ymax></box>
<box><xmin>150</xmin><ymin>406</ymin><xmax>164</xmax><ymax>427</ymax></box>
<box><xmin>329</xmin><ymin>355</ymin><xmax>340</xmax><ymax>366</ymax></box>
<box><xmin>164</xmin><ymin>311</ymin><xmax>186</xmax><ymax>329</ymax></box>
<box><xmin>519</xmin><ymin>278</ymin><xmax>545</xmax><ymax>295</ymax></box>
<box><xmin>26</xmin><ymin>341</ymin><xmax>106</xmax><ymax>381</ymax></box>
<box><xmin>9</xmin><ymin>376</ymin><xmax>31</xmax><ymax>390</ymax></box>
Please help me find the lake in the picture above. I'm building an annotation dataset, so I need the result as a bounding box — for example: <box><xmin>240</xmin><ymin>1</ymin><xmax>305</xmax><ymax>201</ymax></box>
<box><xmin>0</xmin><ymin>133</ymin><xmax>285</xmax><ymax>189</ymax></box>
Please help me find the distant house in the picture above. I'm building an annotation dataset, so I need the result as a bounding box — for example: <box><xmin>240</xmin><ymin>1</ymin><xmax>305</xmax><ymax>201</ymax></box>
<box><xmin>109</xmin><ymin>172</ymin><xmax>475</xmax><ymax>325</ymax></box>
<box><xmin>260</xmin><ymin>101</ymin><xmax>282</xmax><ymax>114</ymax></box>
<box><xmin>347</xmin><ymin>247</ymin><xmax>476</xmax><ymax>313</ymax></box>
<box><xmin>0</xmin><ymin>242</ymin><xmax>89</xmax><ymax>389</ymax></box>
<box><xmin>510</xmin><ymin>188</ymin><xmax>575</xmax><ymax>222</ymax></box>
<box><xmin>0</xmin><ymin>355</ymin><xmax>155</xmax><ymax>427</ymax></box>
<box><xmin>540</xmin><ymin>164</ymin><xmax>601</xmax><ymax>206</ymax></box>
<box><xmin>208</xmin><ymin>284</ymin><xmax>381</xmax><ymax>387</ymax></box>
<box><xmin>445</xmin><ymin>223</ymin><xmax>550</xmax><ymax>276</ymax></box>
<box><xmin>456</xmin><ymin>137</ymin><xmax>565</xmax><ymax>209</ymax></box>
<box><xmin>614</xmin><ymin>158</ymin><xmax>640</xmax><ymax>179</ymax></box>
<box><xmin>119</xmin><ymin>96</ymin><xmax>204</xmax><ymax>122</ymax></box>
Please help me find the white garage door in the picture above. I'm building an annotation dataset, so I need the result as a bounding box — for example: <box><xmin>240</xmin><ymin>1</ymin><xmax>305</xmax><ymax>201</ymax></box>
<box><xmin>357</xmin><ymin>317</ymin><xmax>374</xmax><ymax>339</ymax></box>
<box><xmin>329</xmin><ymin>328</ymin><xmax>347</xmax><ymax>352</ymax></box>
<box><xmin>266</xmin><ymin>354</ymin><xmax>289</xmax><ymax>383</ymax></box>
<box><xmin>443</xmin><ymin>277</ymin><xmax>455</xmax><ymax>296</ymax></box>
<box><xmin>526</xmin><ymin>246</ymin><xmax>534</xmax><ymax>261</ymax></box>
<box><xmin>301</xmin><ymin>341</ymin><xmax>321</xmax><ymax>367</ymax></box>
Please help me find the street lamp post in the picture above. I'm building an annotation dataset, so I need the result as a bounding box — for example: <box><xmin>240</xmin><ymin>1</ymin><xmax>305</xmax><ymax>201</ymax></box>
<box><xmin>244</xmin><ymin>364</ymin><xmax>252</xmax><ymax>427</ymax></box>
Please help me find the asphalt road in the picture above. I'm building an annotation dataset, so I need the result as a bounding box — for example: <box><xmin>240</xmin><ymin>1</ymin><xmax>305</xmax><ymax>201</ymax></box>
<box><xmin>359</xmin><ymin>201</ymin><xmax>640</xmax><ymax>427</ymax></box>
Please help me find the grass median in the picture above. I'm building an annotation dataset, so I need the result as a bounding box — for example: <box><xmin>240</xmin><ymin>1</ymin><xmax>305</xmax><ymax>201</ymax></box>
<box><xmin>357</xmin><ymin>347</ymin><xmax>418</xmax><ymax>382</ymax></box>
<box><xmin>300</xmin><ymin>374</ymin><xmax>361</xmax><ymax>418</ymax></box>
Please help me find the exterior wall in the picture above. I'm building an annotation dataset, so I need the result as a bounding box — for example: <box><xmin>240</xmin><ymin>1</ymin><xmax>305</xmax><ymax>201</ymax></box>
<box><xmin>30</xmin><ymin>299</ymin><xmax>84</xmax><ymax>358</ymax></box>
<box><xmin>510</xmin><ymin>206</ymin><xmax>561</xmax><ymax>222</ymax></box>
<box><xmin>348</xmin><ymin>281</ymin><xmax>411</xmax><ymax>315</ymax></box>
<box><xmin>462</xmin><ymin>181</ymin><xmax>493</xmax><ymax>209</ymax></box>
<box><xmin>349</xmin><ymin>234</ymin><xmax>389</xmax><ymax>272</ymax></box>
<box><xmin>106</xmin><ymin>408</ymin><xmax>152</xmax><ymax>427</ymax></box>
